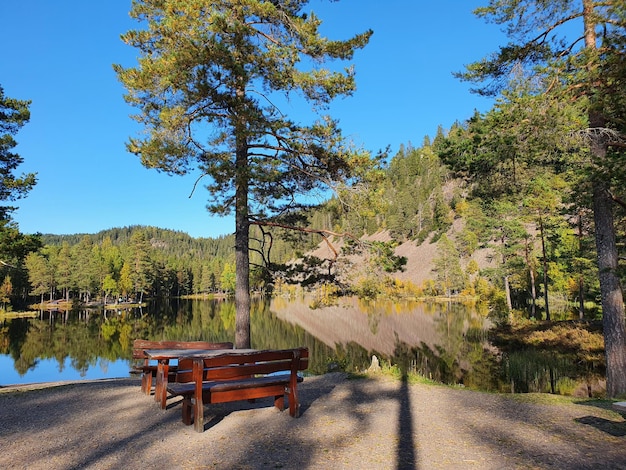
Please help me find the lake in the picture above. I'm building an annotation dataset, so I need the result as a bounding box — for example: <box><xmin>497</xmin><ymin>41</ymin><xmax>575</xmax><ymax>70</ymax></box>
<box><xmin>0</xmin><ymin>296</ymin><xmax>593</xmax><ymax>394</ymax></box>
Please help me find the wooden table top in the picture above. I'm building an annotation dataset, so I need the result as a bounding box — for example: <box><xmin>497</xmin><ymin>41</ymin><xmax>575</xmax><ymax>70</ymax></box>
<box><xmin>143</xmin><ymin>348</ymin><xmax>256</xmax><ymax>360</ymax></box>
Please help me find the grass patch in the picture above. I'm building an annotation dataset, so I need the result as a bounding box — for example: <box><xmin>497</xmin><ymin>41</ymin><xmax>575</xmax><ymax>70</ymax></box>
<box><xmin>507</xmin><ymin>392</ymin><xmax>584</xmax><ymax>406</ymax></box>
<box><xmin>361</xmin><ymin>361</ymin><xmax>442</xmax><ymax>386</ymax></box>
<box><xmin>490</xmin><ymin>319</ymin><xmax>605</xmax><ymax>363</ymax></box>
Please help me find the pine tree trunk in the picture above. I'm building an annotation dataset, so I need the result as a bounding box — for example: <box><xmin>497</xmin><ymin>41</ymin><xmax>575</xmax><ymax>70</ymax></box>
<box><xmin>539</xmin><ymin>215</ymin><xmax>550</xmax><ymax>321</ymax></box>
<box><xmin>525</xmin><ymin>237</ymin><xmax>537</xmax><ymax>319</ymax></box>
<box><xmin>578</xmin><ymin>276</ymin><xmax>585</xmax><ymax>320</ymax></box>
<box><xmin>582</xmin><ymin>3</ymin><xmax>626</xmax><ymax>397</ymax></box>
<box><xmin>234</xmin><ymin>133</ymin><xmax>251</xmax><ymax>349</ymax></box>
<box><xmin>529</xmin><ymin>267</ymin><xmax>537</xmax><ymax>319</ymax></box>
<box><xmin>504</xmin><ymin>275</ymin><xmax>512</xmax><ymax>318</ymax></box>
<box><xmin>578</xmin><ymin>213</ymin><xmax>585</xmax><ymax>320</ymax></box>
<box><xmin>593</xmin><ymin>182</ymin><xmax>626</xmax><ymax>398</ymax></box>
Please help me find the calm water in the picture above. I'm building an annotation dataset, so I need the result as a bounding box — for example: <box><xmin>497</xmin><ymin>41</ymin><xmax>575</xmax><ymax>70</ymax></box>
<box><xmin>0</xmin><ymin>296</ymin><xmax>596</xmax><ymax>393</ymax></box>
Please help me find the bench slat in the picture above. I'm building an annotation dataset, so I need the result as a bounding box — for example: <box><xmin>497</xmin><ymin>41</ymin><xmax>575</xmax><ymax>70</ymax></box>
<box><xmin>175</xmin><ymin>355</ymin><xmax>308</xmax><ymax>384</ymax></box>
<box><xmin>168</xmin><ymin>374</ymin><xmax>304</xmax><ymax>396</ymax></box>
<box><xmin>132</xmin><ymin>340</ymin><xmax>233</xmax><ymax>359</ymax></box>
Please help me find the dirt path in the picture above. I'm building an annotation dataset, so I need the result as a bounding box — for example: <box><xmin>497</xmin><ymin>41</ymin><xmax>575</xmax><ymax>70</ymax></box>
<box><xmin>1</xmin><ymin>373</ymin><xmax>625</xmax><ymax>469</ymax></box>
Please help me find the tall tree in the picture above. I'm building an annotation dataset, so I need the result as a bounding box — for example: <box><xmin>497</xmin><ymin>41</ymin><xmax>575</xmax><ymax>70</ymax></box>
<box><xmin>128</xmin><ymin>230</ymin><xmax>153</xmax><ymax>303</ymax></box>
<box><xmin>522</xmin><ymin>175</ymin><xmax>569</xmax><ymax>321</ymax></box>
<box><xmin>55</xmin><ymin>242</ymin><xmax>73</xmax><ymax>302</ymax></box>
<box><xmin>0</xmin><ymin>275</ymin><xmax>12</xmax><ymax>310</ymax></box>
<box><xmin>115</xmin><ymin>0</ymin><xmax>372</xmax><ymax>347</ymax></box>
<box><xmin>102</xmin><ymin>274</ymin><xmax>118</xmax><ymax>305</ymax></box>
<box><xmin>220</xmin><ymin>262</ymin><xmax>236</xmax><ymax>294</ymax></box>
<box><xmin>0</xmin><ymin>86</ymin><xmax>40</xmax><ymax>305</ymax></box>
<box><xmin>433</xmin><ymin>234</ymin><xmax>464</xmax><ymax>297</ymax></box>
<box><xmin>457</xmin><ymin>0</ymin><xmax>626</xmax><ymax>397</ymax></box>
<box><xmin>490</xmin><ymin>201</ymin><xmax>528</xmax><ymax>316</ymax></box>
<box><xmin>72</xmin><ymin>235</ymin><xmax>96</xmax><ymax>302</ymax></box>
<box><xmin>25</xmin><ymin>251</ymin><xmax>54</xmax><ymax>304</ymax></box>
<box><xmin>119</xmin><ymin>261</ymin><xmax>133</xmax><ymax>299</ymax></box>
<box><xmin>0</xmin><ymin>85</ymin><xmax>36</xmax><ymax>223</ymax></box>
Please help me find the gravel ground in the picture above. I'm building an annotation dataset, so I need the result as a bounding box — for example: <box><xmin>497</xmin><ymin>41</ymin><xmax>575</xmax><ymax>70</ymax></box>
<box><xmin>1</xmin><ymin>373</ymin><xmax>625</xmax><ymax>470</ymax></box>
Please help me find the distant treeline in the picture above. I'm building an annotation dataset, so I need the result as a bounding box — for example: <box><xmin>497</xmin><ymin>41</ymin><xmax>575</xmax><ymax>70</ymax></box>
<box><xmin>6</xmin><ymin>135</ymin><xmax>609</xmax><ymax>321</ymax></box>
<box><xmin>14</xmin><ymin>141</ymin><xmax>452</xmax><ymax>306</ymax></box>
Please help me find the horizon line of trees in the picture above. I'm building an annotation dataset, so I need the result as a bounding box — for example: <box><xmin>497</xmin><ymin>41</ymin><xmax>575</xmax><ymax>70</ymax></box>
<box><xmin>25</xmin><ymin>229</ymin><xmax>236</xmax><ymax>305</ymax></box>
<box><xmin>11</xmin><ymin>134</ymin><xmax>608</xmax><ymax>326</ymax></box>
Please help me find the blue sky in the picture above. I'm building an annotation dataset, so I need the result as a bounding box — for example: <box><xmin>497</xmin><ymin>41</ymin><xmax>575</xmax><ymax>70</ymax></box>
<box><xmin>1</xmin><ymin>1</ymin><xmax>503</xmax><ymax>239</ymax></box>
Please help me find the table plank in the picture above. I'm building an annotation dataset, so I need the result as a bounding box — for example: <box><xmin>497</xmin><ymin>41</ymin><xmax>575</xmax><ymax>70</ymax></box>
<box><xmin>144</xmin><ymin>348</ymin><xmax>254</xmax><ymax>360</ymax></box>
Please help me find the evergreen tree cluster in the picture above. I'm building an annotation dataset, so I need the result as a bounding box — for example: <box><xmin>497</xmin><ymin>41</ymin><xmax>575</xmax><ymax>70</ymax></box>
<box><xmin>25</xmin><ymin>224</ymin><xmax>306</xmax><ymax>305</ymax></box>
<box><xmin>28</xmin><ymin>227</ymin><xmax>235</xmax><ymax>304</ymax></box>
<box><xmin>17</xmin><ymin>132</ymin><xmax>600</xmax><ymax>315</ymax></box>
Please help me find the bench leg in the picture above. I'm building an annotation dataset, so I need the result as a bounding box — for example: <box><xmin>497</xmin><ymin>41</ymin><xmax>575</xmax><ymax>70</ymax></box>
<box><xmin>274</xmin><ymin>395</ymin><xmax>285</xmax><ymax>411</ymax></box>
<box><xmin>288</xmin><ymin>387</ymin><xmax>299</xmax><ymax>418</ymax></box>
<box><xmin>181</xmin><ymin>396</ymin><xmax>193</xmax><ymax>426</ymax></box>
<box><xmin>156</xmin><ymin>361</ymin><xmax>170</xmax><ymax>408</ymax></box>
<box><xmin>193</xmin><ymin>359</ymin><xmax>205</xmax><ymax>432</ymax></box>
<box><xmin>193</xmin><ymin>397</ymin><xmax>204</xmax><ymax>433</ymax></box>
<box><xmin>141</xmin><ymin>373</ymin><xmax>152</xmax><ymax>395</ymax></box>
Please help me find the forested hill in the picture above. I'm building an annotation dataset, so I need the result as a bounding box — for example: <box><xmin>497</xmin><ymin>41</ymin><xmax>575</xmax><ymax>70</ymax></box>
<box><xmin>42</xmin><ymin>226</ymin><xmax>234</xmax><ymax>261</ymax></box>
<box><xmin>33</xmin><ymin>140</ymin><xmax>457</xmax><ymax>298</ymax></box>
<box><xmin>31</xmin><ymin>133</ymin><xmax>604</xmax><ymax>319</ymax></box>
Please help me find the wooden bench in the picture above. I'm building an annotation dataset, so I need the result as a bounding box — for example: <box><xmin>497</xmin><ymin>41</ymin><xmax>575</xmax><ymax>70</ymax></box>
<box><xmin>167</xmin><ymin>347</ymin><xmax>309</xmax><ymax>432</ymax></box>
<box><xmin>131</xmin><ymin>340</ymin><xmax>233</xmax><ymax>395</ymax></box>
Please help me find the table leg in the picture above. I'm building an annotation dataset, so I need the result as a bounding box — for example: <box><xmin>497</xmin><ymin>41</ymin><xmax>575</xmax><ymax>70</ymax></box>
<box><xmin>193</xmin><ymin>358</ymin><xmax>204</xmax><ymax>432</ymax></box>
<box><xmin>155</xmin><ymin>359</ymin><xmax>170</xmax><ymax>408</ymax></box>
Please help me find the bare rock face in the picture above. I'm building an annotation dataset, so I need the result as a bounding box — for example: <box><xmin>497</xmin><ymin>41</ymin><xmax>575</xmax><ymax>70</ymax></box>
<box><xmin>301</xmin><ymin>226</ymin><xmax>497</xmax><ymax>289</ymax></box>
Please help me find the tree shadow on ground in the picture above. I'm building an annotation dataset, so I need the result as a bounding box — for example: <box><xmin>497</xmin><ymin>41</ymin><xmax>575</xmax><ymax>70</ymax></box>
<box><xmin>572</xmin><ymin>399</ymin><xmax>626</xmax><ymax>436</ymax></box>
<box><xmin>394</xmin><ymin>341</ymin><xmax>417</xmax><ymax>470</ymax></box>
<box><xmin>6</xmin><ymin>352</ymin><xmax>625</xmax><ymax>469</ymax></box>
<box><xmin>451</xmin><ymin>382</ymin><xmax>626</xmax><ymax>468</ymax></box>
<box><xmin>574</xmin><ymin>416</ymin><xmax>626</xmax><ymax>436</ymax></box>
<box><xmin>220</xmin><ymin>340</ymin><xmax>419</xmax><ymax>470</ymax></box>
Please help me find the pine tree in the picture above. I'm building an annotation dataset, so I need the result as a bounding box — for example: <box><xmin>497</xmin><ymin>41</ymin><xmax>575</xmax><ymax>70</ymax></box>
<box><xmin>25</xmin><ymin>251</ymin><xmax>53</xmax><ymax>304</ymax></box>
<box><xmin>0</xmin><ymin>85</ymin><xmax>36</xmax><ymax>222</ymax></box>
<box><xmin>456</xmin><ymin>0</ymin><xmax>626</xmax><ymax>396</ymax></box>
<box><xmin>115</xmin><ymin>1</ymin><xmax>372</xmax><ymax>347</ymax></box>
<box><xmin>433</xmin><ymin>234</ymin><xmax>464</xmax><ymax>297</ymax></box>
<box><xmin>0</xmin><ymin>86</ymin><xmax>41</xmax><ymax>305</ymax></box>
<box><xmin>129</xmin><ymin>231</ymin><xmax>153</xmax><ymax>303</ymax></box>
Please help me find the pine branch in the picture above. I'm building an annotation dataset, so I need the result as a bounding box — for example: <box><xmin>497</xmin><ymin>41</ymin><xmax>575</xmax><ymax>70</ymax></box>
<box><xmin>249</xmin><ymin>219</ymin><xmax>362</xmax><ymax>262</ymax></box>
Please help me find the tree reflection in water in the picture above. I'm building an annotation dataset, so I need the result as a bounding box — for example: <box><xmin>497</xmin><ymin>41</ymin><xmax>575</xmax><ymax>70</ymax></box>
<box><xmin>0</xmin><ymin>297</ymin><xmax>597</xmax><ymax>393</ymax></box>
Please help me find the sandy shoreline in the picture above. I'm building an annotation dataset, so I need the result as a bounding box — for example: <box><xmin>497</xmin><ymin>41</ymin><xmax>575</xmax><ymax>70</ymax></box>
<box><xmin>1</xmin><ymin>373</ymin><xmax>625</xmax><ymax>469</ymax></box>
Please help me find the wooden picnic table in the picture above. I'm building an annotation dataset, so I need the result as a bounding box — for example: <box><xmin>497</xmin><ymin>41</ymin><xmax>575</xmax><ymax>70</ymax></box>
<box><xmin>167</xmin><ymin>348</ymin><xmax>309</xmax><ymax>432</ymax></box>
<box><xmin>132</xmin><ymin>340</ymin><xmax>233</xmax><ymax>395</ymax></box>
<box><xmin>144</xmin><ymin>348</ymin><xmax>256</xmax><ymax>408</ymax></box>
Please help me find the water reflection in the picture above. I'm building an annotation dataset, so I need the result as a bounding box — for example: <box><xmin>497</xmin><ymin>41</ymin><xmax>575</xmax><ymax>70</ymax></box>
<box><xmin>270</xmin><ymin>296</ymin><xmax>493</xmax><ymax>387</ymax></box>
<box><xmin>2</xmin><ymin>299</ymin><xmax>605</xmax><ymax>395</ymax></box>
<box><xmin>1</xmin><ymin>297</ymin><xmax>497</xmax><ymax>389</ymax></box>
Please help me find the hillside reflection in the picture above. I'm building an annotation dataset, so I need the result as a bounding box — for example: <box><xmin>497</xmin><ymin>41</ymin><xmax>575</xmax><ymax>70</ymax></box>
<box><xmin>271</xmin><ymin>296</ymin><xmax>495</xmax><ymax>388</ymax></box>
<box><xmin>0</xmin><ymin>297</ymin><xmax>494</xmax><ymax>389</ymax></box>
